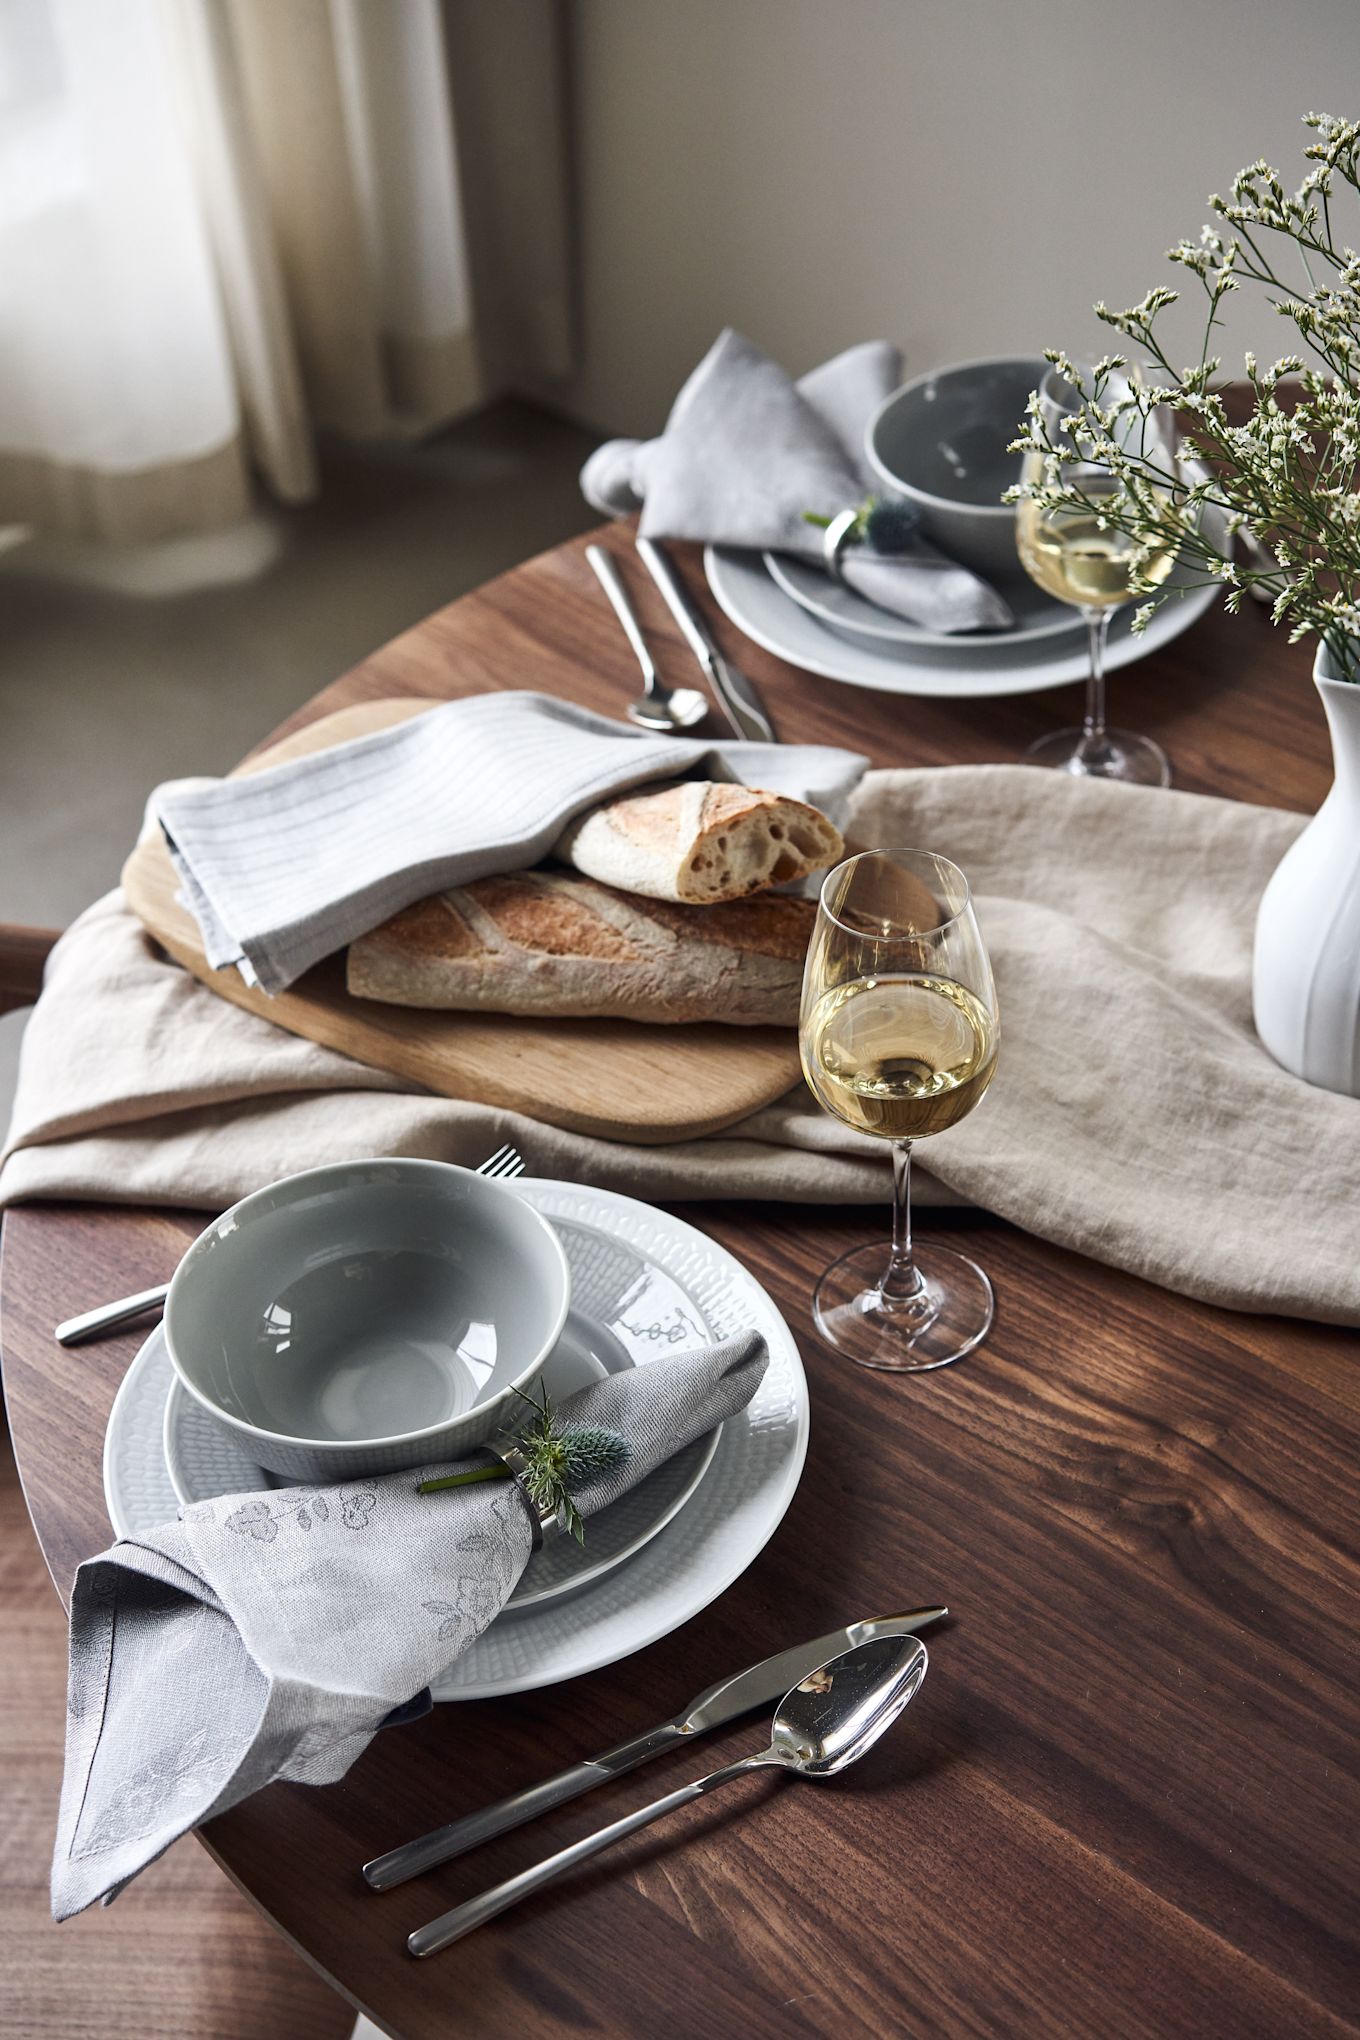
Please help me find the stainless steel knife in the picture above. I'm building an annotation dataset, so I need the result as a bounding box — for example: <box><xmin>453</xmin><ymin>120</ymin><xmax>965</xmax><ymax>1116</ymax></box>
<box><xmin>635</xmin><ymin>535</ymin><xmax>778</xmax><ymax>743</ymax></box>
<box><xmin>361</xmin><ymin>1605</ymin><xmax>946</xmax><ymax>1890</ymax></box>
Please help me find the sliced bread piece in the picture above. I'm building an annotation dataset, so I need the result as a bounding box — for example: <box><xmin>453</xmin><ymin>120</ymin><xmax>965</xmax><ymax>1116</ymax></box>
<box><xmin>553</xmin><ymin>780</ymin><xmax>843</xmax><ymax>904</ymax></box>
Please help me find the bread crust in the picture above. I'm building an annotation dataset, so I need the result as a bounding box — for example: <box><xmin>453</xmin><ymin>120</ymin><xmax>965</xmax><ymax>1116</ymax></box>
<box><xmin>347</xmin><ymin>869</ymin><xmax>813</xmax><ymax>1025</ymax></box>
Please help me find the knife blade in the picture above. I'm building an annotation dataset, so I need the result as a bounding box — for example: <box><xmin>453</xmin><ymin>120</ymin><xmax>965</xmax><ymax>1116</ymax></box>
<box><xmin>709</xmin><ymin>647</ymin><xmax>777</xmax><ymax>745</ymax></box>
<box><xmin>361</xmin><ymin>1605</ymin><xmax>946</xmax><ymax>1890</ymax></box>
<box><xmin>635</xmin><ymin>535</ymin><xmax>777</xmax><ymax>743</ymax></box>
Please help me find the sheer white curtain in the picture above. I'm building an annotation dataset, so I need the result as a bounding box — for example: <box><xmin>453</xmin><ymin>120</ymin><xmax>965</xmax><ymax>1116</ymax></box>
<box><xmin>0</xmin><ymin>0</ymin><xmax>571</xmax><ymax>541</ymax></box>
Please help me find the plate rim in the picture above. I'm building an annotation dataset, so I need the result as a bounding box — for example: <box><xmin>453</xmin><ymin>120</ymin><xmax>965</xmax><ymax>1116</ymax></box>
<box><xmin>707</xmin><ymin>544</ymin><xmax>1218</xmax><ymax>700</ymax></box>
<box><xmin>446</xmin><ymin>1177</ymin><xmax>808</xmax><ymax>1695</ymax></box>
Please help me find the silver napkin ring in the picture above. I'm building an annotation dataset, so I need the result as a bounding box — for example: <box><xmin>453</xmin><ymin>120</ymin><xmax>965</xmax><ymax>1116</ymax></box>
<box><xmin>486</xmin><ymin>1434</ymin><xmax>550</xmax><ymax>1550</ymax></box>
<box><xmin>822</xmin><ymin>507</ymin><xmax>861</xmax><ymax>580</ymax></box>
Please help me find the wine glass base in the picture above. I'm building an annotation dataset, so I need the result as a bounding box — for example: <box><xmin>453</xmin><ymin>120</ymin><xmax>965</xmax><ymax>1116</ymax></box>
<box><xmin>1025</xmin><ymin>725</ymin><xmax>1171</xmax><ymax>786</ymax></box>
<box><xmin>812</xmin><ymin>1240</ymin><xmax>994</xmax><ymax>1372</ymax></box>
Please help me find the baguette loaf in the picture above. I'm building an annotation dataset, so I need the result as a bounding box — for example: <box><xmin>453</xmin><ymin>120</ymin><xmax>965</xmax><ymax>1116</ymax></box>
<box><xmin>554</xmin><ymin>779</ymin><xmax>843</xmax><ymax>904</ymax></box>
<box><xmin>347</xmin><ymin>869</ymin><xmax>814</xmax><ymax>1025</ymax></box>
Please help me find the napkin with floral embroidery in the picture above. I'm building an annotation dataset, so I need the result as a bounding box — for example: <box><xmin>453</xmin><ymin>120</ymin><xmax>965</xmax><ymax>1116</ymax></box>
<box><xmin>51</xmin><ymin>1330</ymin><xmax>768</xmax><ymax>1919</ymax></box>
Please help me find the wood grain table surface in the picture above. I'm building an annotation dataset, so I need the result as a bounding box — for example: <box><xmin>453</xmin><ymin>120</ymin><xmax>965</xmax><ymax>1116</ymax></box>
<box><xmin>3</xmin><ymin>528</ymin><xmax>1357</xmax><ymax>2040</ymax></box>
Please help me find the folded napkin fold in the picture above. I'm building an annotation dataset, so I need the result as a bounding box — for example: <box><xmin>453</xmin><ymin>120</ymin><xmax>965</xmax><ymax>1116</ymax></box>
<box><xmin>581</xmin><ymin>328</ymin><xmax>1013</xmax><ymax>634</ymax></box>
<box><xmin>154</xmin><ymin>691</ymin><xmax>866</xmax><ymax>993</ymax></box>
<box><xmin>51</xmin><ymin>1331</ymin><xmax>768</xmax><ymax>1919</ymax></box>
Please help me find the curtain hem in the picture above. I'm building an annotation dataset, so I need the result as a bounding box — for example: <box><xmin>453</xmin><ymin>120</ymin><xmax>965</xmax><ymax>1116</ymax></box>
<box><xmin>0</xmin><ymin>438</ymin><xmax>253</xmax><ymax>545</ymax></box>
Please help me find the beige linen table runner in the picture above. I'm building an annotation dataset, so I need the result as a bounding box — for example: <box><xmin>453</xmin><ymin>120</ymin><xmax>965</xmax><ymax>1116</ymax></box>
<box><xmin>5</xmin><ymin>765</ymin><xmax>1356</xmax><ymax>1324</ymax></box>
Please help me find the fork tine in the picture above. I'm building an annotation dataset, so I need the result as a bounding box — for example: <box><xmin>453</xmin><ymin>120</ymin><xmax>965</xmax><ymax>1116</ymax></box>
<box><xmin>476</xmin><ymin>1144</ymin><xmax>525</xmax><ymax>1179</ymax></box>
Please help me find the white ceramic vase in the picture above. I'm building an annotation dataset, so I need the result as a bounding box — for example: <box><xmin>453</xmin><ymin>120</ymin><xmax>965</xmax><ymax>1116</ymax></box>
<box><xmin>1252</xmin><ymin>640</ymin><xmax>1360</xmax><ymax>1096</ymax></box>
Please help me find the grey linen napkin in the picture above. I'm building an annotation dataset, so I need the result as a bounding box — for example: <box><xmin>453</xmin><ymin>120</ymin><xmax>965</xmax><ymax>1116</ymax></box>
<box><xmin>581</xmin><ymin>327</ymin><xmax>1013</xmax><ymax>634</ymax></box>
<box><xmin>51</xmin><ymin>1331</ymin><xmax>769</xmax><ymax>1919</ymax></box>
<box><xmin>153</xmin><ymin>691</ymin><xmax>866</xmax><ymax>994</ymax></box>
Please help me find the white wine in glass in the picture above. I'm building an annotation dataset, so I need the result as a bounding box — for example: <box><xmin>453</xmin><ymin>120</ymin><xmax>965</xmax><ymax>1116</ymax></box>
<box><xmin>803</xmin><ymin>974</ymin><xmax>996</xmax><ymax>1139</ymax></box>
<box><xmin>800</xmin><ymin>849</ymin><xmax>999</xmax><ymax>1371</ymax></box>
<box><xmin>1016</xmin><ymin>366</ymin><xmax>1175</xmax><ymax>786</ymax></box>
<box><xmin>1017</xmin><ymin>486</ymin><xmax>1178</xmax><ymax>609</ymax></box>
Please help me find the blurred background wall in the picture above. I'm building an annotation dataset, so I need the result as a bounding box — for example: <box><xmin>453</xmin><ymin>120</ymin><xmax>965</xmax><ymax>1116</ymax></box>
<box><xmin>559</xmin><ymin>0</ymin><xmax>1356</xmax><ymax>432</ymax></box>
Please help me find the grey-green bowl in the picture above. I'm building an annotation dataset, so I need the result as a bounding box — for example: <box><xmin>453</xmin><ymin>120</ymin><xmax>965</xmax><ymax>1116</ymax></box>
<box><xmin>164</xmin><ymin>1158</ymin><xmax>570</xmax><ymax>1481</ymax></box>
<box><xmin>864</xmin><ymin>355</ymin><xmax>1048</xmax><ymax>581</ymax></box>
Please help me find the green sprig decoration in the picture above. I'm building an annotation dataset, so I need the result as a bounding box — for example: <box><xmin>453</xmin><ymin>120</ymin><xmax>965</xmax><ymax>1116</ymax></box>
<box><xmin>803</xmin><ymin>495</ymin><xmax>921</xmax><ymax>553</ymax></box>
<box><xmin>417</xmin><ymin>1382</ymin><xmax>629</xmax><ymax>1544</ymax></box>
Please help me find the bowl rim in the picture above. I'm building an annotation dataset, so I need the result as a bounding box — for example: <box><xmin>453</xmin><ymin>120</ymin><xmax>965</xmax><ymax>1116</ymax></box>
<box><xmin>864</xmin><ymin>351</ymin><xmax>1050</xmax><ymax>523</ymax></box>
<box><xmin>163</xmin><ymin>1156</ymin><xmax>572</xmax><ymax>1455</ymax></box>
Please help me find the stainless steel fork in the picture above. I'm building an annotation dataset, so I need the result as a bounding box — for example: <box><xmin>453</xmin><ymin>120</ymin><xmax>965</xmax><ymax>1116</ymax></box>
<box><xmin>53</xmin><ymin>1145</ymin><xmax>528</xmax><ymax>1346</ymax></box>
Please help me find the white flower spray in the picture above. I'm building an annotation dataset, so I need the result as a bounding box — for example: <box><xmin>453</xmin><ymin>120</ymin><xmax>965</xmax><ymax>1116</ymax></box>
<box><xmin>1007</xmin><ymin>114</ymin><xmax>1360</xmax><ymax>679</ymax></box>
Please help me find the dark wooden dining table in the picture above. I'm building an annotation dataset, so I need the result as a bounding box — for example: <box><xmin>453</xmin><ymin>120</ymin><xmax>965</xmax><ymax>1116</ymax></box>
<box><xmin>3</xmin><ymin>529</ymin><xmax>1357</xmax><ymax>2040</ymax></box>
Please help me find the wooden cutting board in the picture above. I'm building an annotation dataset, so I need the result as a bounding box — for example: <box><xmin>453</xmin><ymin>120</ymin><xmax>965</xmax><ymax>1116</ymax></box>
<box><xmin>120</xmin><ymin>698</ymin><xmax>802</xmax><ymax>1144</ymax></box>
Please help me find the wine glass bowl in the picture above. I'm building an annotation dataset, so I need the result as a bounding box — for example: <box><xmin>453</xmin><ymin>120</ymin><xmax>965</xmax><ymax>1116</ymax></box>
<box><xmin>1015</xmin><ymin>364</ymin><xmax>1173</xmax><ymax>786</ymax></box>
<box><xmin>799</xmin><ymin>849</ymin><xmax>999</xmax><ymax>1372</ymax></box>
<box><xmin>1016</xmin><ymin>482</ymin><xmax>1178</xmax><ymax>611</ymax></box>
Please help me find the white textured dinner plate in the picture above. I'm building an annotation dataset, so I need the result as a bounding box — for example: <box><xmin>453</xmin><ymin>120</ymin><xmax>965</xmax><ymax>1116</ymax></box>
<box><xmin>161</xmin><ymin>1288</ymin><xmax>720</xmax><ymax>1612</ymax></box>
<box><xmin>763</xmin><ymin>549</ymin><xmax>1080</xmax><ymax>649</ymax></box>
<box><xmin>707</xmin><ymin>544</ymin><xmax>1220</xmax><ymax>699</ymax></box>
<box><xmin>103</xmin><ymin>1178</ymin><xmax>808</xmax><ymax>1700</ymax></box>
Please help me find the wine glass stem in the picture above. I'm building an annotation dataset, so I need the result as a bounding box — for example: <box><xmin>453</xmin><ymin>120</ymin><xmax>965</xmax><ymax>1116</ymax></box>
<box><xmin>1080</xmin><ymin>605</ymin><xmax>1113</xmax><ymax>754</ymax></box>
<box><xmin>880</xmin><ymin>1140</ymin><xmax>926</xmax><ymax>1308</ymax></box>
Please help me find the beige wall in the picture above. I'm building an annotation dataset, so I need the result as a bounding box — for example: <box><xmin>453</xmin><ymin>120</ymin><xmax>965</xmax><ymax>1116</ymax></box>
<box><xmin>561</xmin><ymin>0</ymin><xmax>1357</xmax><ymax>435</ymax></box>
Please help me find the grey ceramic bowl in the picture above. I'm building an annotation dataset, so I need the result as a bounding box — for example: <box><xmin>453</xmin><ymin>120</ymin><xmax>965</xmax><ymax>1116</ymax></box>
<box><xmin>864</xmin><ymin>355</ymin><xmax>1048</xmax><ymax>581</ymax></box>
<box><xmin>164</xmin><ymin>1158</ymin><xmax>570</xmax><ymax>1481</ymax></box>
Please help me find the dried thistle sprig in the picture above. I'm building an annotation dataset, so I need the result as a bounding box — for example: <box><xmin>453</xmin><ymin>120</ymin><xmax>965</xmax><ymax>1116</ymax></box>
<box><xmin>803</xmin><ymin>496</ymin><xmax>921</xmax><ymax>553</ymax></box>
<box><xmin>504</xmin><ymin>1381</ymin><xmax>629</xmax><ymax>1543</ymax></box>
<box><xmin>417</xmin><ymin>1382</ymin><xmax>629</xmax><ymax>1545</ymax></box>
<box><xmin>1007</xmin><ymin>112</ymin><xmax>1360</xmax><ymax>680</ymax></box>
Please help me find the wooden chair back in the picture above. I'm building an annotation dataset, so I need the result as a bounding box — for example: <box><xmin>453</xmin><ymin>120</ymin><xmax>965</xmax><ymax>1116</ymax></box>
<box><xmin>0</xmin><ymin>925</ymin><xmax>59</xmax><ymax>1015</ymax></box>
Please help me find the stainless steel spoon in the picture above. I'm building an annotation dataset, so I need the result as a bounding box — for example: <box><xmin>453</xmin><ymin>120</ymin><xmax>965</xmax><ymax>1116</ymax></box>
<box><xmin>585</xmin><ymin>545</ymin><xmax>708</xmax><ymax>732</ymax></box>
<box><xmin>407</xmin><ymin>1629</ymin><xmax>928</xmax><ymax>1957</ymax></box>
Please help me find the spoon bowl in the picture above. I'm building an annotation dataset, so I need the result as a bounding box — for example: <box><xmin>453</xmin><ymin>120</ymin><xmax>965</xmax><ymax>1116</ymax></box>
<box><xmin>768</xmin><ymin>1631</ymin><xmax>929</xmax><ymax>1776</ymax></box>
<box><xmin>586</xmin><ymin>544</ymin><xmax>712</xmax><ymax>734</ymax></box>
<box><xmin>626</xmin><ymin>683</ymin><xmax>709</xmax><ymax>733</ymax></box>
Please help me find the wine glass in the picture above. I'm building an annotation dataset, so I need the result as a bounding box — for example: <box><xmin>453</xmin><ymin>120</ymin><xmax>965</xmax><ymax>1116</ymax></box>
<box><xmin>1015</xmin><ymin>364</ymin><xmax>1175</xmax><ymax>786</ymax></box>
<box><xmin>799</xmin><ymin>848</ymin><xmax>998</xmax><ymax>1371</ymax></box>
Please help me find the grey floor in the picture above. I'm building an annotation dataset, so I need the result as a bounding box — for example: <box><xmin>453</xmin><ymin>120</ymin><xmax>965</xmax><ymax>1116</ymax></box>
<box><xmin>0</xmin><ymin>399</ymin><xmax>599</xmax><ymax>1125</ymax></box>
